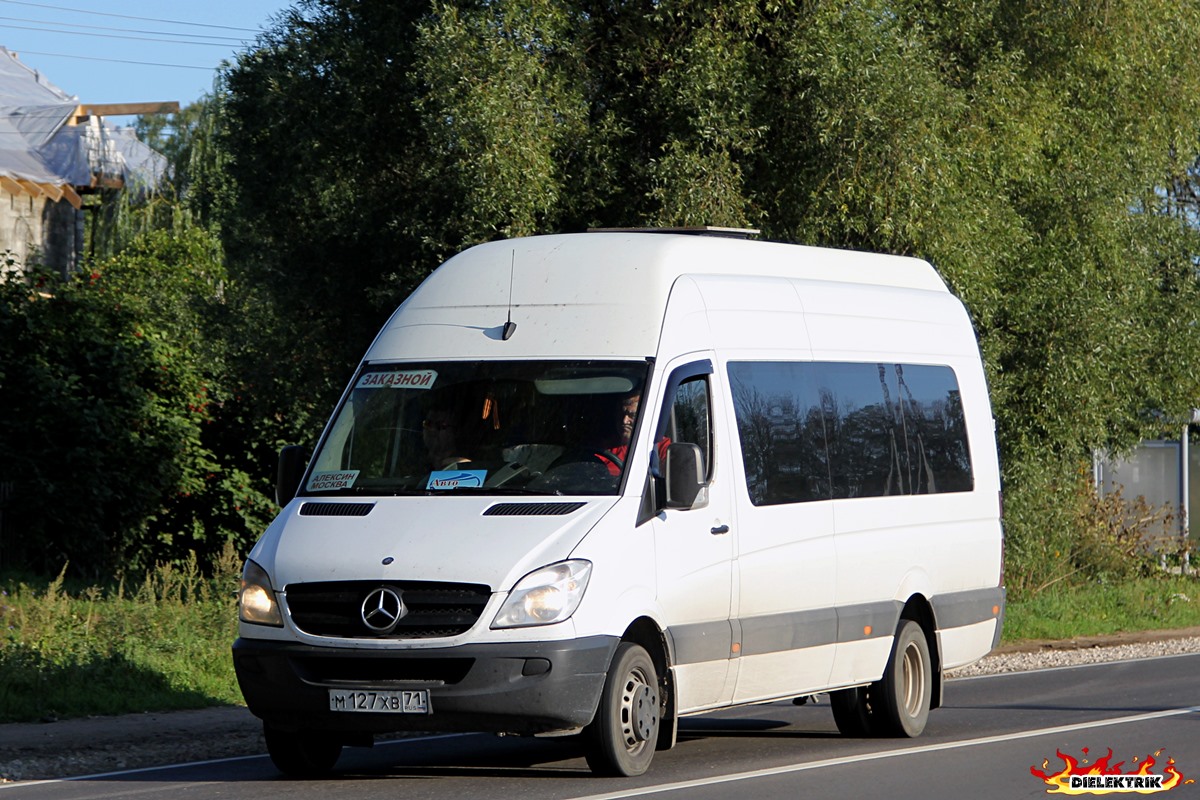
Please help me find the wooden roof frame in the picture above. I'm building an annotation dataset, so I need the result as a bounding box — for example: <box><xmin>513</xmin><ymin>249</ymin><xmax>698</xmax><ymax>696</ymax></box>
<box><xmin>70</xmin><ymin>102</ymin><xmax>180</xmax><ymax>125</ymax></box>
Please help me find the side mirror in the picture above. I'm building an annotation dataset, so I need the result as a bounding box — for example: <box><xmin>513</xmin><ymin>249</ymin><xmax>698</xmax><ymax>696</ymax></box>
<box><xmin>276</xmin><ymin>445</ymin><xmax>309</xmax><ymax>506</ymax></box>
<box><xmin>664</xmin><ymin>443</ymin><xmax>706</xmax><ymax>509</ymax></box>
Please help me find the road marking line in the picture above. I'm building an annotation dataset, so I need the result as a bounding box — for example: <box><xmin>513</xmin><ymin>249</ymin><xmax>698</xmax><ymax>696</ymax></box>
<box><xmin>0</xmin><ymin>734</ymin><xmax>462</xmax><ymax>790</ymax></box>
<box><xmin>555</xmin><ymin>705</ymin><xmax>1200</xmax><ymax>800</ymax></box>
<box><xmin>3</xmin><ymin>651</ymin><xmax>1197</xmax><ymax>790</ymax></box>
<box><xmin>0</xmin><ymin>753</ymin><xmax>262</xmax><ymax>791</ymax></box>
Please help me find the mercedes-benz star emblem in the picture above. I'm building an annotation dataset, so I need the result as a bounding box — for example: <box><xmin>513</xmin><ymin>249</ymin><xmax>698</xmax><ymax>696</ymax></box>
<box><xmin>360</xmin><ymin>587</ymin><xmax>406</xmax><ymax>633</ymax></box>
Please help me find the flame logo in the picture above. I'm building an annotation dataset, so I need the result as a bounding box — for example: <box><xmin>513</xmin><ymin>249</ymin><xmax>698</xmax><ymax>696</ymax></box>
<box><xmin>1031</xmin><ymin>748</ymin><xmax>1192</xmax><ymax>794</ymax></box>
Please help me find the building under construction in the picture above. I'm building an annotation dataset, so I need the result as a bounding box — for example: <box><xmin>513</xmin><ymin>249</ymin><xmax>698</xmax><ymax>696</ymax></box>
<box><xmin>0</xmin><ymin>46</ymin><xmax>174</xmax><ymax>277</ymax></box>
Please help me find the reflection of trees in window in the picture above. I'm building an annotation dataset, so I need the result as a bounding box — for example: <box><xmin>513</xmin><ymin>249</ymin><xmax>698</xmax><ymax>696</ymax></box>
<box><xmin>894</xmin><ymin>366</ymin><xmax>973</xmax><ymax>495</ymax></box>
<box><xmin>729</xmin><ymin>361</ymin><xmax>974</xmax><ymax>506</ymax></box>
<box><xmin>766</xmin><ymin>392</ymin><xmax>825</xmax><ymax>503</ymax></box>
<box><xmin>831</xmin><ymin>400</ymin><xmax>895</xmax><ymax>498</ymax></box>
<box><xmin>905</xmin><ymin>388</ymin><xmax>972</xmax><ymax>494</ymax></box>
<box><xmin>666</xmin><ymin>377</ymin><xmax>714</xmax><ymax>479</ymax></box>
<box><xmin>730</xmin><ymin>365</ymin><xmax>829</xmax><ymax>504</ymax></box>
<box><xmin>800</xmin><ymin>393</ymin><xmax>833</xmax><ymax>499</ymax></box>
<box><xmin>731</xmin><ymin>379</ymin><xmax>775</xmax><ymax>504</ymax></box>
<box><xmin>673</xmin><ymin>380</ymin><xmax>709</xmax><ymax>455</ymax></box>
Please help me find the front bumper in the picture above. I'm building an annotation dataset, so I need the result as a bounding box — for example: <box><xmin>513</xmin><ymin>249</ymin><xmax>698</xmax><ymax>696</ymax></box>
<box><xmin>232</xmin><ymin>634</ymin><xmax>619</xmax><ymax>736</ymax></box>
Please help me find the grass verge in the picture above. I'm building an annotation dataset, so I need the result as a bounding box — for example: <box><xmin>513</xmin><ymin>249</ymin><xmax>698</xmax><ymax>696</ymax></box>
<box><xmin>0</xmin><ymin>548</ymin><xmax>242</xmax><ymax>723</ymax></box>
<box><xmin>1001</xmin><ymin>573</ymin><xmax>1200</xmax><ymax>642</ymax></box>
<box><xmin>1</xmin><ymin>559</ymin><xmax>1198</xmax><ymax>724</ymax></box>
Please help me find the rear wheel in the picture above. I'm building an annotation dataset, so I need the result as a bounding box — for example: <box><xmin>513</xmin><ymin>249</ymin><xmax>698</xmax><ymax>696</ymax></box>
<box><xmin>877</xmin><ymin>619</ymin><xmax>932</xmax><ymax>737</ymax></box>
<box><xmin>830</xmin><ymin>618</ymin><xmax>932</xmax><ymax>738</ymax></box>
<box><xmin>264</xmin><ymin>724</ymin><xmax>343</xmax><ymax>777</ymax></box>
<box><xmin>829</xmin><ymin>684</ymin><xmax>880</xmax><ymax>737</ymax></box>
<box><xmin>585</xmin><ymin>642</ymin><xmax>661</xmax><ymax>777</ymax></box>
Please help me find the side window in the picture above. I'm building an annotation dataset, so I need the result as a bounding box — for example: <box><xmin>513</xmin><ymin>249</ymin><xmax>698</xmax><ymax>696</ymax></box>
<box><xmin>893</xmin><ymin>365</ymin><xmax>974</xmax><ymax>494</ymax></box>
<box><xmin>728</xmin><ymin>360</ymin><xmax>973</xmax><ymax>506</ymax></box>
<box><xmin>823</xmin><ymin>362</ymin><xmax>906</xmax><ymax>499</ymax></box>
<box><xmin>728</xmin><ymin>362</ymin><xmax>830</xmax><ymax>505</ymax></box>
<box><xmin>669</xmin><ymin>376</ymin><xmax>713</xmax><ymax>480</ymax></box>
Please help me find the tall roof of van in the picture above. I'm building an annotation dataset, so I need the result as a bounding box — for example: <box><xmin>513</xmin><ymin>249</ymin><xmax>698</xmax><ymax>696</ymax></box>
<box><xmin>365</xmin><ymin>232</ymin><xmax>950</xmax><ymax>361</ymax></box>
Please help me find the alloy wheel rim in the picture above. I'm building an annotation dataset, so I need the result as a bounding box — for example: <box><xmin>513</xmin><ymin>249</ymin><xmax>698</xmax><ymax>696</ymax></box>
<box><xmin>901</xmin><ymin>640</ymin><xmax>925</xmax><ymax>717</ymax></box>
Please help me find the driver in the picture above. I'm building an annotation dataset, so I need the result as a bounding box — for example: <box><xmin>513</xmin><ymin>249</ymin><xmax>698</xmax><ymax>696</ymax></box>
<box><xmin>423</xmin><ymin>390</ymin><xmax>487</xmax><ymax>470</ymax></box>
<box><xmin>423</xmin><ymin>407</ymin><xmax>473</xmax><ymax>470</ymax></box>
<box><xmin>595</xmin><ymin>392</ymin><xmax>669</xmax><ymax>476</ymax></box>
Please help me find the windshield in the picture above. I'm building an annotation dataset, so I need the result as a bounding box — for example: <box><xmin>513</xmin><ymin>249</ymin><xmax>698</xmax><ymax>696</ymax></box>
<box><xmin>304</xmin><ymin>361</ymin><xmax>652</xmax><ymax>497</ymax></box>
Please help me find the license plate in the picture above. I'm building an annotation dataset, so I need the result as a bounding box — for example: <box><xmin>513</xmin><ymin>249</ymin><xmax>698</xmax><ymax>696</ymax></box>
<box><xmin>328</xmin><ymin>689</ymin><xmax>430</xmax><ymax>714</ymax></box>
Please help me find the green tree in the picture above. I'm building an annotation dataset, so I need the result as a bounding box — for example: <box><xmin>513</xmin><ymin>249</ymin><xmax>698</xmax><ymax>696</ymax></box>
<box><xmin>136</xmin><ymin>98</ymin><xmax>213</xmax><ymax>193</ymax></box>
<box><xmin>220</xmin><ymin>1</ymin><xmax>443</xmax><ymax>381</ymax></box>
<box><xmin>0</xmin><ymin>230</ymin><xmax>273</xmax><ymax>576</ymax></box>
<box><xmin>85</xmin><ymin>97</ymin><xmax>232</xmax><ymax>263</ymax></box>
<box><xmin>215</xmin><ymin>0</ymin><xmax>1200</xmax><ymax>593</ymax></box>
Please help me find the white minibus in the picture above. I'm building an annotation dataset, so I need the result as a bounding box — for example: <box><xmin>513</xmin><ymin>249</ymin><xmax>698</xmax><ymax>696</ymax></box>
<box><xmin>234</xmin><ymin>229</ymin><xmax>1004</xmax><ymax>777</ymax></box>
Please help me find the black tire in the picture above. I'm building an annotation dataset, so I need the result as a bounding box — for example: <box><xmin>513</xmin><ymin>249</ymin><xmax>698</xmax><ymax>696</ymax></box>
<box><xmin>877</xmin><ymin>618</ymin><xmax>932</xmax><ymax>737</ymax></box>
<box><xmin>585</xmin><ymin>642</ymin><xmax>661</xmax><ymax>777</ymax></box>
<box><xmin>829</xmin><ymin>684</ymin><xmax>880</xmax><ymax>737</ymax></box>
<box><xmin>830</xmin><ymin>619</ymin><xmax>932</xmax><ymax>738</ymax></box>
<box><xmin>264</xmin><ymin>724</ymin><xmax>342</xmax><ymax>777</ymax></box>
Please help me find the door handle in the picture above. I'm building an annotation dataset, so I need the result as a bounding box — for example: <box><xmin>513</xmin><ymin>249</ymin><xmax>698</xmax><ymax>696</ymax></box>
<box><xmin>710</xmin><ymin>524</ymin><xmax>730</xmax><ymax>535</ymax></box>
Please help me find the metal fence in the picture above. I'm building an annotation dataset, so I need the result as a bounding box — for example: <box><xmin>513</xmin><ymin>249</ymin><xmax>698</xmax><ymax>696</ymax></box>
<box><xmin>1094</xmin><ymin>432</ymin><xmax>1194</xmax><ymax>561</ymax></box>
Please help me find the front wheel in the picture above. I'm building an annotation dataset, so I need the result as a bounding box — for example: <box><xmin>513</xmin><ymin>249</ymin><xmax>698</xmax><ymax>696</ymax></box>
<box><xmin>585</xmin><ymin>642</ymin><xmax>661</xmax><ymax>777</ymax></box>
<box><xmin>264</xmin><ymin>724</ymin><xmax>342</xmax><ymax>777</ymax></box>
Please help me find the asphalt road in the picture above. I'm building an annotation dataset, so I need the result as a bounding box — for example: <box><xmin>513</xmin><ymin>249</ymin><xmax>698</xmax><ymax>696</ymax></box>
<box><xmin>5</xmin><ymin>653</ymin><xmax>1199</xmax><ymax>800</ymax></box>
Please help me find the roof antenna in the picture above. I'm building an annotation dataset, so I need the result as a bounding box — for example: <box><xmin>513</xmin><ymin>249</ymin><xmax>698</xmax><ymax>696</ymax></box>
<box><xmin>502</xmin><ymin>250</ymin><xmax>517</xmax><ymax>341</ymax></box>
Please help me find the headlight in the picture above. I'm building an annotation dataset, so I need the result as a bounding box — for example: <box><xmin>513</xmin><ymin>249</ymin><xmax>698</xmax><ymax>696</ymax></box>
<box><xmin>239</xmin><ymin>559</ymin><xmax>283</xmax><ymax>626</ymax></box>
<box><xmin>492</xmin><ymin>560</ymin><xmax>592</xmax><ymax>629</ymax></box>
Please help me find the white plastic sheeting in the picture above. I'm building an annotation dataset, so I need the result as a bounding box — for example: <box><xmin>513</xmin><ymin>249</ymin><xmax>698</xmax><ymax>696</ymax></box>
<box><xmin>0</xmin><ymin>46</ymin><xmax>164</xmax><ymax>189</ymax></box>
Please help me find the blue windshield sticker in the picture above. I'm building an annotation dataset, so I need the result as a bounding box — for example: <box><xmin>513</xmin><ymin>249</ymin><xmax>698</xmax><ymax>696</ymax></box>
<box><xmin>426</xmin><ymin>470</ymin><xmax>487</xmax><ymax>490</ymax></box>
<box><xmin>308</xmin><ymin>470</ymin><xmax>360</xmax><ymax>492</ymax></box>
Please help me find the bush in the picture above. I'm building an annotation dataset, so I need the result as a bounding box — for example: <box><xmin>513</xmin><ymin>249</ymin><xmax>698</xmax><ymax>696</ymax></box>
<box><xmin>0</xmin><ymin>231</ymin><xmax>274</xmax><ymax>577</ymax></box>
<box><xmin>1003</xmin><ymin>455</ymin><xmax>1182</xmax><ymax>599</ymax></box>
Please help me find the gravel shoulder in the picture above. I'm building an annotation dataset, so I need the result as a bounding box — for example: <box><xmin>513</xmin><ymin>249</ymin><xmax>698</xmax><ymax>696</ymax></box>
<box><xmin>4</xmin><ymin>627</ymin><xmax>1200</xmax><ymax>784</ymax></box>
<box><xmin>0</xmin><ymin>705</ymin><xmax>264</xmax><ymax>784</ymax></box>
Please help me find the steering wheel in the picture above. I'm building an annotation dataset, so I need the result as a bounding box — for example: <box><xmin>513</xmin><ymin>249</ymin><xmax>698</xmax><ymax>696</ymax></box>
<box><xmin>597</xmin><ymin>450</ymin><xmax>625</xmax><ymax>470</ymax></box>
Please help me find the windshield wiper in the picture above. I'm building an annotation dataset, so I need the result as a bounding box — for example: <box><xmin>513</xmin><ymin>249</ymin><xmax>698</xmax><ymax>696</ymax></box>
<box><xmin>428</xmin><ymin>486</ymin><xmax>564</xmax><ymax>496</ymax></box>
<box><xmin>301</xmin><ymin>488</ymin><xmax>429</xmax><ymax>498</ymax></box>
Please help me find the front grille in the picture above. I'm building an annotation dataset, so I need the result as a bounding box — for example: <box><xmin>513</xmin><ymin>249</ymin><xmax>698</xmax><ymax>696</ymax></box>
<box><xmin>284</xmin><ymin>580</ymin><xmax>491</xmax><ymax>639</ymax></box>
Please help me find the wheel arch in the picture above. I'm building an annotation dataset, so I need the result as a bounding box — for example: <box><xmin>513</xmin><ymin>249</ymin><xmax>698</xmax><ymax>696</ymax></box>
<box><xmin>900</xmin><ymin>594</ymin><xmax>942</xmax><ymax>710</ymax></box>
<box><xmin>622</xmin><ymin>617</ymin><xmax>670</xmax><ymax>670</ymax></box>
<box><xmin>621</xmin><ymin>616</ymin><xmax>677</xmax><ymax>751</ymax></box>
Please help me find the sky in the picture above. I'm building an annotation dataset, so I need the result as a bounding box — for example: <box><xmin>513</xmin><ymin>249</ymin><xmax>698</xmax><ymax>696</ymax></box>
<box><xmin>0</xmin><ymin>0</ymin><xmax>297</xmax><ymax>121</ymax></box>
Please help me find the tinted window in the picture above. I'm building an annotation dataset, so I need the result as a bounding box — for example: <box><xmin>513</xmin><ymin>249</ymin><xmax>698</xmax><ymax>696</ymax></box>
<box><xmin>307</xmin><ymin>360</ymin><xmax>652</xmax><ymax>497</ymax></box>
<box><xmin>728</xmin><ymin>362</ymin><xmax>973</xmax><ymax>506</ymax></box>
<box><xmin>666</xmin><ymin>376</ymin><xmax>712</xmax><ymax>480</ymax></box>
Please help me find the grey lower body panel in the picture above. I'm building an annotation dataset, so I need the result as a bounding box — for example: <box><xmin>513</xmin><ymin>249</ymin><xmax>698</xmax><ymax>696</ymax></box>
<box><xmin>666</xmin><ymin>585</ymin><xmax>1006</xmax><ymax>665</ymax></box>
<box><xmin>232</xmin><ymin>634</ymin><xmax>619</xmax><ymax>737</ymax></box>
<box><xmin>929</xmin><ymin>585</ymin><xmax>1006</xmax><ymax>648</ymax></box>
